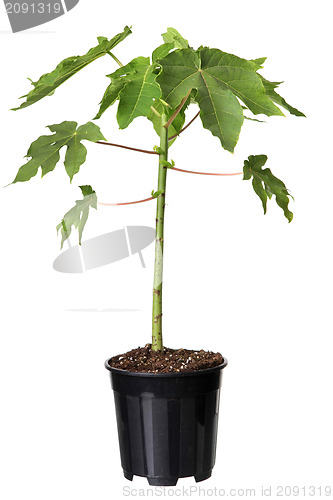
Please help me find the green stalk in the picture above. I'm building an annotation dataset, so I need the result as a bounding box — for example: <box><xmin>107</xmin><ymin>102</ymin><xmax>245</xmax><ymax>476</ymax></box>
<box><xmin>107</xmin><ymin>51</ymin><xmax>123</xmax><ymax>67</ymax></box>
<box><xmin>152</xmin><ymin>114</ymin><xmax>168</xmax><ymax>351</ymax></box>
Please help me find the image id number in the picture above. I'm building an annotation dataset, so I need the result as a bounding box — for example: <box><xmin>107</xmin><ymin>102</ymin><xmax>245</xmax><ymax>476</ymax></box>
<box><xmin>5</xmin><ymin>2</ymin><xmax>62</xmax><ymax>14</ymax></box>
<box><xmin>276</xmin><ymin>485</ymin><xmax>331</xmax><ymax>496</ymax></box>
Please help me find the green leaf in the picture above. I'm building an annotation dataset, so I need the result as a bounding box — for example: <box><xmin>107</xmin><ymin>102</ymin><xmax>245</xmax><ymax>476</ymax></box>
<box><xmin>162</xmin><ymin>28</ymin><xmax>189</xmax><ymax>49</ymax></box>
<box><xmin>251</xmin><ymin>57</ymin><xmax>267</xmax><ymax>68</ymax></box>
<box><xmin>243</xmin><ymin>155</ymin><xmax>293</xmax><ymax>222</ymax></box>
<box><xmin>109</xmin><ymin>57</ymin><xmax>162</xmax><ymax>129</ymax></box>
<box><xmin>95</xmin><ymin>32</ymin><xmax>191</xmax><ymax>130</ymax></box>
<box><xmin>157</xmin><ymin>50</ymin><xmax>237</xmax><ymax>152</ymax></box>
<box><xmin>56</xmin><ymin>185</ymin><xmax>97</xmax><ymax>248</ymax></box>
<box><xmin>260</xmin><ymin>76</ymin><xmax>306</xmax><ymax>117</ymax></box>
<box><xmin>153</xmin><ymin>145</ymin><xmax>164</xmax><ymax>154</ymax></box>
<box><xmin>147</xmin><ymin>97</ymin><xmax>189</xmax><ymax>145</ymax></box>
<box><xmin>94</xmin><ymin>76</ymin><xmax>128</xmax><ymax>120</ymax></box>
<box><xmin>151</xmin><ymin>189</ymin><xmax>164</xmax><ymax>198</ymax></box>
<box><xmin>96</xmin><ymin>54</ymin><xmax>166</xmax><ymax>121</ymax></box>
<box><xmin>157</xmin><ymin>48</ymin><xmax>283</xmax><ymax>152</ymax></box>
<box><xmin>152</xmin><ymin>43</ymin><xmax>175</xmax><ymax>63</ymax></box>
<box><xmin>13</xmin><ymin>121</ymin><xmax>106</xmax><ymax>184</ymax></box>
<box><xmin>244</xmin><ymin>115</ymin><xmax>266</xmax><ymax>123</ymax></box>
<box><xmin>159</xmin><ymin>159</ymin><xmax>175</xmax><ymax>168</ymax></box>
<box><xmin>157</xmin><ymin>48</ymin><xmax>287</xmax><ymax>152</ymax></box>
<box><xmin>13</xmin><ymin>27</ymin><xmax>132</xmax><ymax>110</ymax></box>
<box><xmin>159</xmin><ymin>48</ymin><xmax>284</xmax><ymax>116</ymax></box>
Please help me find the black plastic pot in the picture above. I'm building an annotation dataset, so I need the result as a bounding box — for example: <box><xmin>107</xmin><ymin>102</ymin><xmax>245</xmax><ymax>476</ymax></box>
<box><xmin>105</xmin><ymin>357</ymin><xmax>228</xmax><ymax>486</ymax></box>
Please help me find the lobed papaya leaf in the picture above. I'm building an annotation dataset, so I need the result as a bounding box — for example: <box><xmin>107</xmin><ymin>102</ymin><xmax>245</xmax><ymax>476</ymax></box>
<box><xmin>56</xmin><ymin>185</ymin><xmax>97</xmax><ymax>248</ymax></box>
<box><xmin>13</xmin><ymin>27</ymin><xmax>131</xmax><ymax>110</ymax></box>
<box><xmin>243</xmin><ymin>155</ymin><xmax>293</xmax><ymax>222</ymax></box>
<box><xmin>12</xmin><ymin>121</ymin><xmax>106</xmax><ymax>183</ymax></box>
<box><xmin>157</xmin><ymin>48</ymin><xmax>287</xmax><ymax>152</ymax></box>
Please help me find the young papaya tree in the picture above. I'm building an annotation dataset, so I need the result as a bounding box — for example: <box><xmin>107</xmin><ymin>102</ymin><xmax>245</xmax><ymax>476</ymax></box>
<box><xmin>10</xmin><ymin>26</ymin><xmax>304</xmax><ymax>352</ymax></box>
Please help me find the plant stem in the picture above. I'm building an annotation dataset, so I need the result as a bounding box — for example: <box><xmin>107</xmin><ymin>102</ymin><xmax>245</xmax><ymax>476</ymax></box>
<box><xmin>152</xmin><ymin>114</ymin><xmax>168</xmax><ymax>351</ymax></box>
<box><xmin>107</xmin><ymin>51</ymin><xmax>123</xmax><ymax>67</ymax></box>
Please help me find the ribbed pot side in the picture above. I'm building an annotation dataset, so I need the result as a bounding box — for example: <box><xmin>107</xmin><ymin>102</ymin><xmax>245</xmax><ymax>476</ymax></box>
<box><xmin>105</xmin><ymin>359</ymin><xmax>228</xmax><ymax>486</ymax></box>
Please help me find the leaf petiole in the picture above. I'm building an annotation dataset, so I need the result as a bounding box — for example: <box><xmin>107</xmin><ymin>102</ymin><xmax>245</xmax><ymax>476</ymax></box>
<box><xmin>164</xmin><ymin>89</ymin><xmax>192</xmax><ymax>129</ymax></box>
<box><xmin>107</xmin><ymin>51</ymin><xmax>124</xmax><ymax>67</ymax></box>
<box><xmin>150</xmin><ymin>105</ymin><xmax>162</xmax><ymax>118</ymax></box>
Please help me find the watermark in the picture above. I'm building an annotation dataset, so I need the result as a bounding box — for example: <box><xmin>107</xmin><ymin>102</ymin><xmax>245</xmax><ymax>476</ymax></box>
<box><xmin>122</xmin><ymin>485</ymin><xmax>332</xmax><ymax>497</ymax></box>
<box><xmin>123</xmin><ymin>486</ymin><xmax>256</xmax><ymax>497</ymax></box>
<box><xmin>53</xmin><ymin>226</ymin><xmax>156</xmax><ymax>273</ymax></box>
<box><xmin>3</xmin><ymin>0</ymin><xmax>79</xmax><ymax>33</ymax></box>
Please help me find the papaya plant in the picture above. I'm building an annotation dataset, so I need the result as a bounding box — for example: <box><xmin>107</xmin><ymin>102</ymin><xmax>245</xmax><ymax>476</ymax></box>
<box><xmin>10</xmin><ymin>26</ymin><xmax>304</xmax><ymax>353</ymax></box>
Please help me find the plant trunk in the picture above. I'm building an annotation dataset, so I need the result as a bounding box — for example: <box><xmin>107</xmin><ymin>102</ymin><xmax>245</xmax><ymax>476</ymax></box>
<box><xmin>152</xmin><ymin>114</ymin><xmax>168</xmax><ymax>351</ymax></box>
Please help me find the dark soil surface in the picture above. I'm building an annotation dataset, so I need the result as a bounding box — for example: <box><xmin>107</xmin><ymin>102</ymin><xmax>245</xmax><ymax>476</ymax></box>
<box><xmin>107</xmin><ymin>344</ymin><xmax>224</xmax><ymax>373</ymax></box>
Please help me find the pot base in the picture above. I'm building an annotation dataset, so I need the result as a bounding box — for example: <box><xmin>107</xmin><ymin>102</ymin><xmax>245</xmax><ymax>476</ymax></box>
<box><xmin>123</xmin><ymin>469</ymin><xmax>212</xmax><ymax>486</ymax></box>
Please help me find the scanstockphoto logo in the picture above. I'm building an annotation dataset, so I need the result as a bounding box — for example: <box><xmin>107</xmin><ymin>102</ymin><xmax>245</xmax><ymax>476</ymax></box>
<box><xmin>4</xmin><ymin>0</ymin><xmax>79</xmax><ymax>32</ymax></box>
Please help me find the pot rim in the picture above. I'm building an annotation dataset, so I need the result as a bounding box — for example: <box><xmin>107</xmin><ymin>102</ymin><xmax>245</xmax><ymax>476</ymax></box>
<box><xmin>104</xmin><ymin>357</ymin><xmax>228</xmax><ymax>377</ymax></box>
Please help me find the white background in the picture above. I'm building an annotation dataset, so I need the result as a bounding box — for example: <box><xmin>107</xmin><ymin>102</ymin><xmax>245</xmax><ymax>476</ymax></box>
<box><xmin>0</xmin><ymin>1</ymin><xmax>332</xmax><ymax>498</ymax></box>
